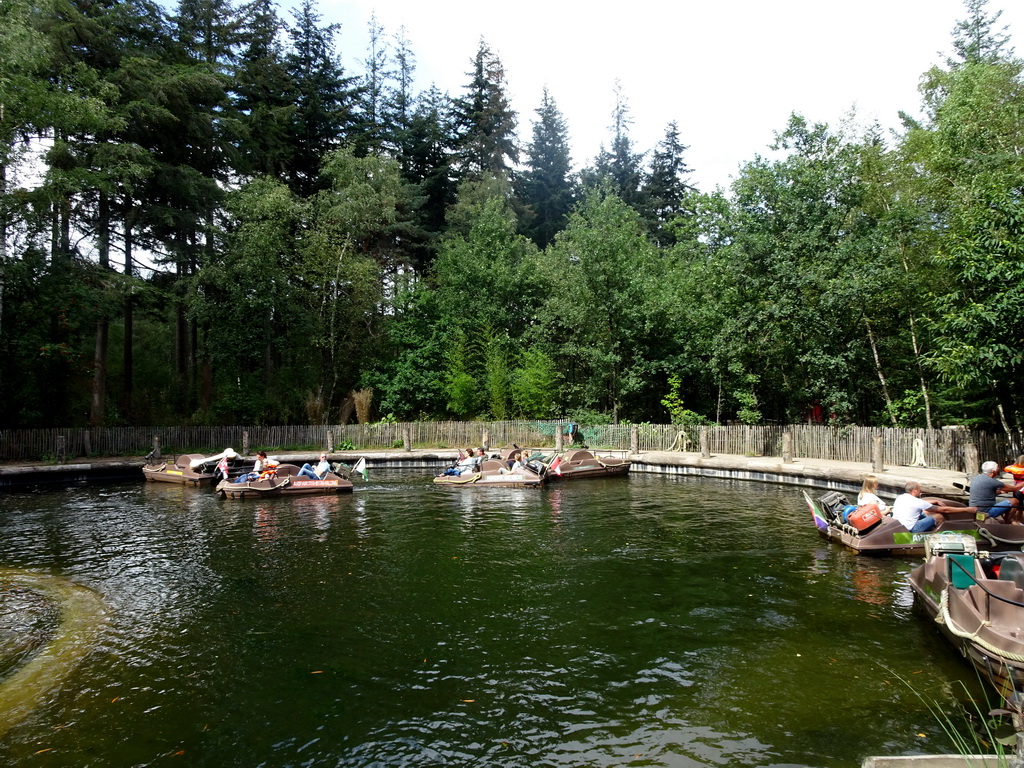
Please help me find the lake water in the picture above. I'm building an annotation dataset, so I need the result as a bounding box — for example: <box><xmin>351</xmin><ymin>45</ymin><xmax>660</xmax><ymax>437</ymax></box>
<box><xmin>0</xmin><ymin>470</ymin><xmax>995</xmax><ymax>767</ymax></box>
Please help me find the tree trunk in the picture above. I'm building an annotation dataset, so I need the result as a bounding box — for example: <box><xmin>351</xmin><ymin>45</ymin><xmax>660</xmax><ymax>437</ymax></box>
<box><xmin>863</xmin><ymin>316</ymin><xmax>897</xmax><ymax>427</ymax></box>
<box><xmin>90</xmin><ymin>193</ymin><xmax>111</xmax><ymax>427</ymax></box>
<box><xmin>122</xmin><ymin>209</ymin><xmax>134</xmax><ymax>422</ymax></box>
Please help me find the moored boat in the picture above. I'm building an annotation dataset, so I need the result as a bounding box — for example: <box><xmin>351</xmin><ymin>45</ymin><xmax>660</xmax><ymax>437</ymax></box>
<box><xmin>909</xmin><ymin>533</ymin><xmax>1024</xmax><ymax>701</ymax></box>
<box><xmin>142</xmin><ymin>448</ymin><xmax>246</xmax><ymax>486</ymax></box>
<box><xmin>215</xmin><ymin>463</ymin><xmax>353</xmax><ymax>499</ymax></box>
<box><xmin>805</xmin><ymin>489</ymin><xmax>1024</xmax><ymax>555</ymax></box>
<box><xmin>433</xmin><ymin>446</ymin><xmax>546</xmax><ymax>488</ymax></box>
<box><xmin>546</xmin><ymin>449</ymin><xmax>630</xmax><ymax>480</ymax></box>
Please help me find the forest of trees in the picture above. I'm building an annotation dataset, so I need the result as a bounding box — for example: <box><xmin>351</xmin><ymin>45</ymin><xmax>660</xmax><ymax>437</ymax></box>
<box><xmin>0</xmin><ymin>0</ymin><xmax>1022</xmax><ymax>431</ymax></box>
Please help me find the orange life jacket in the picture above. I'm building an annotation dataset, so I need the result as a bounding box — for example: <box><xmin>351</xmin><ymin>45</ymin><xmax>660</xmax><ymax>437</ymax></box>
<box><xmin>1005</xmin><ymin>463</ymin><xmax>1024</xmax><ymax>481</ymax></box>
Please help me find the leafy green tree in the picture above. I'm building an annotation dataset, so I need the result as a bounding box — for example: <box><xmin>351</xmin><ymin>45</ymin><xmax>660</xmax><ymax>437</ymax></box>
<box><xmin>538</xmin><ymin>189</ymin><xmax>668</xmax><ymax>421</ymax></box>
<box><xmin>910</xmin><ymin>6</ymin><xmax>1024</xmax><ymax>429</ymax></box>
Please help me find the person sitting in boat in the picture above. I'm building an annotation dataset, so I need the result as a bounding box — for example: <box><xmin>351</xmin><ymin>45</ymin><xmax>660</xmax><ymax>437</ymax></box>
<box><xmin>969</xmin><ymin>461</ymin><xmax>1024</xmax><ymax>523</ymax></box>
<box><xmin>892</xmin><ymin>481</ymin><xmax>947</xmax><ymax>532</ymax></box>
<box><xmin>298</xmin><ymin>453</ymin><xmax>331</xmax><ymax>480</ymax></box>
<box><xmin>1003</xmin><ymin>455</ymin><xmax>1024</xmax><ymax>509</ymax></box>
<box><xmin>234</xmin><ymin>451</ymin><xmax>269</xmax><ymax>483</ymax></box>
<box><xmin>857</xmin><ymin>474</ymin><xmax>889</xmax><ymax>516</ymax></box>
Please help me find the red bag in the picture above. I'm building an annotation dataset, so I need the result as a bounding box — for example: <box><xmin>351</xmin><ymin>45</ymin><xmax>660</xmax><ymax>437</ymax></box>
<box><xmin>848</xmin><ymin>502</ymin><xmax>883</xmax><ymax>532</ymax></box>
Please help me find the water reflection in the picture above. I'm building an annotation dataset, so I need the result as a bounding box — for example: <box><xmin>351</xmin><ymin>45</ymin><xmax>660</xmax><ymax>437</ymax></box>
<box><xmin>0</xmin><ymin>472</ymin><xmax>992</xmax><ymax>766</ymax></box>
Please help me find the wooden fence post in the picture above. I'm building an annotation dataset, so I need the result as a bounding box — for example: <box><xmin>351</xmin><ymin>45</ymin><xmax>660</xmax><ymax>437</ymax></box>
<box><xmin>700</xmin><ymin>426</ymin><xmax>710</xmax><ymax>458</ymax></box>
<box><xmin>630</xmin><ymin>425</ymin><xmax>639</xmax><ymax>455</ymax></box>
<box><xmin>964</xmin><ymin>442</ymin><xmax>980</xmax><ymax>477</ymax></box>
<box><xmin>242</xmin><ymin>431</ymin><xmax>250</xmax><ymax>456</ymax></box>
<box><xmin>481</xmin><ymin>428</ymin><xmax>490</xmax><ymax>452</ymax></box>
<box><xmin>782</xmin><ymin>432</ymin><xmax>792</xmax><ymax>464</ymax></box>
<box><xmin>555</xmin><ymin>426</ymin><xmax>563</xmax><ymax>452</ymax></box>
<box><xmin>151</xmin><ymin>436</ymin><xmax>161</xmax><ymax>461</ymax></box>
<box><xmin>56</xmin><ymin>435</ymin><xmax>66</xmax><ymax>464</ymax></box>
<box><xmin>403</xmin><ymin>426</ymin><xmax>412</xmax><ymax>451</ymax></box>
<box><xmin>327</xmin><ymin>430</ymin><xmax>334</xmax><ymax>453</ymax></box>
<box><xmin>871</xmin><ymin>433</ymin><xmax>885</xmax><ymax>473</ymax></box>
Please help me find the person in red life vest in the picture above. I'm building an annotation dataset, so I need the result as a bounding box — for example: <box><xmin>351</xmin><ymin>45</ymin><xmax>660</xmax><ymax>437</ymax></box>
<box><xmin>1003</xmin><ymin>455</ymin><xmax>1024</xmax><ymax>510</ymax></box>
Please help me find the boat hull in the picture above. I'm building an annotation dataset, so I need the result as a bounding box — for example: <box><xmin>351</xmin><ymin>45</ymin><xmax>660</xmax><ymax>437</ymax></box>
<box><xmin>805</xmin><ymin>491</ymin><xmax>1024</xmax><ymax>555</ymax></box>
<box><xmin>549</xmin><ymin>450</ymin><xmax>631</xmax><ymax>480</ymax></box>
<box><xmin>142</xmin><ymin>464</ymin><xmax>216</xmax><ymax>486</ymax></box>
<box><xmin>216</xmin><ymin>464</ymin><xmax>353</xmax><ymax>499</ymax></box>
<box><xmin>433</xmin><ymin>471</ymin><xmax>544</xmax><ymax>488</ymax></box>
<box><xmin>909</xmin><ymin>547</ymin><xmax>1024</xmax><ymax>700</ymax></box>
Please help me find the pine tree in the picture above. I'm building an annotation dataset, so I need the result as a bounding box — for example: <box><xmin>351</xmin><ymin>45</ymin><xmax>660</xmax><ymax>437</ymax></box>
<box><xmin>519</xmin><ymin>87</ymin><xmax>576</xmax><ymax>248</ymax></box>
<box><xmin>451</xmin><ymin>39</ymin><xmax>518</xmax><ymax>180</ymax></box>
<box><xmin>582</xmin><ymin>81</ymin><xmax>645</xmax><ymax>211</ymax></box>
<box><xmin>643</xmin><ymin>121</ymin><xmax>695</xmax><ymax>244</ymax></box>
<box><xmin>285</xmin><ymin>0</ymin><xmax>359</xmax><ymax>196</ymax></box>
<box><xmin>354</xmin><ymin>13</ymin><xmax>391</xmax><ymax>156</ymax></box>
<box><xmin>234</xmin><ymin>0</ymin><xmax>295</xmax><ymax>179</ymax></box>
<box><xmin>950</xmin><ymin>0</ymin><xmax>1014</xmax><ymax>65</ymax></box>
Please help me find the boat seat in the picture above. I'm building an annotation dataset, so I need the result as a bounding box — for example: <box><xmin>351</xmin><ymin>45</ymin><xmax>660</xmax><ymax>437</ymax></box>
<box><xmin>481</xmin><ymin>459</ymin><xmax>505</xmax><ymax>472</ymax></box>
<box><xmin>1000</xmin><ymin>554</ymin><xmax>1024</xmax><ymax>590</ymax></box>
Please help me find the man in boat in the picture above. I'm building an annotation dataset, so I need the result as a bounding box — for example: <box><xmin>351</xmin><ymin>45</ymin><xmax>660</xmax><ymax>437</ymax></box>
<box><xmin>892</xmin><ymin>481</ymin><xmax>947</xmax><ymax>532</ymax></box>
<box><xmin>969</xmin><ymin>460</ymin><xmax>1024</xmax><ymax>523</ymax></box>
<box><xmin>298</xmin><ymin>453</ymin><xmax>331</xmax><ymax>480</ymax></box>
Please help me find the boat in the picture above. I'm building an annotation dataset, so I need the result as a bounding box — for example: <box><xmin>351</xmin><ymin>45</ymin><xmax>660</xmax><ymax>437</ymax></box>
<box><xmin>142</xmin><ymin>448</ymin><xmax>247</xmax><ymax>486</ymax></box>
<box><xmin>215</xmin><ymin>463</ymin><xmax>353</xmax><ymax>499</ymax></box>
<box><xmin>909</xmin><ymin>533</ymin><xmax>1024</xmax><ymax>701</ymax></box>
<box><xmin>433</xmin><ymin>446</ymin><xmax>546</xmax><ymax>488</ymax></box>
<box><xmin>547</xmin><ymin>449</ymin><xmax>631</xmax><ymax>480</ymax></box>
<box><xmin>804</xmin><ymin>489</ymin><xmax>1024</xmax><ymax>556</ymax></box>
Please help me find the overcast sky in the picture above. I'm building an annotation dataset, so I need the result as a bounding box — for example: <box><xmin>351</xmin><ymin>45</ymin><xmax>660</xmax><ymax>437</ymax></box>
<box><xmin>313</xmin><ymin>0</ymin><xmax>1022</xmax><ymax>192</ymax></box>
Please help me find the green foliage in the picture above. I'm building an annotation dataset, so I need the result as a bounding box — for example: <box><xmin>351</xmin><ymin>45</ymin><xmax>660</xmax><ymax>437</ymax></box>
<box><xmin>511</xmin><ymin>349</ymin><xmax>558</xmax><ymax>418</ymax></box>
<box><xmin>661</xmin><ymin>374</ymin><xmax>708</xmax><ymax>425</ymax></box>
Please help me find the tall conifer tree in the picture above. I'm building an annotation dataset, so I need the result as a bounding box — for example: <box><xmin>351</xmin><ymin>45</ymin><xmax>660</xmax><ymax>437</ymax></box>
<box><xmin>520</xmin><ymin>88</ymin><xmax>575</xmax><ymax>248</ymax></box>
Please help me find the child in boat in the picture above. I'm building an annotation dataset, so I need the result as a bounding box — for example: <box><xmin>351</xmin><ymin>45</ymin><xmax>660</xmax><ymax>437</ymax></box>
<box><xmin>857</xmin><ymin>474</ymin><xmax>889</xmax><ymax>516</ymax></box>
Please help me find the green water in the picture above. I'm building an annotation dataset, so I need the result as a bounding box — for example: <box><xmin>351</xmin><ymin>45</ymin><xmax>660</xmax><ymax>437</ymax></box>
<box><xmin>0</xmin><ymin>471</ymin><xmax>992</xmax><ymax>766</ymax></box>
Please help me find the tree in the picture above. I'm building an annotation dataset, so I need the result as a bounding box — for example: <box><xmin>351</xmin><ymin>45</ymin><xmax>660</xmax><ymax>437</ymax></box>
<box><xmin>643</xmin><ymin>121</ymin><xmax>695</xmax><ymax>245</ymax></box>
<box><xmin>950</xmin><ymin>0</ymin><xmax>1013</xmax><ymax>65</ymax></box>
<box><xmin>581</xmin><ymin>81</ymin><xmax>645</xmax><ymax>212</ymax></box>
<box><xmin>451</xmin><ymin>39</ymin><xmax>518</xmax><ymax>180</ymax></box>
<box><xmin>285</xmin><ymin>0</ymin><xmax>359</xmax><ymax>196</ymax></box>
<box><xmin>538</xmin><ymin>189</ymin><xmax>668</xmax><ymax>421</ymax></box>
<box><xmin>519</xmin><ymin>87</ymin><xmax>576</xmax><ymax>248</ymax></box>
<box><xmin>234</xmin><ymin>0</ymin><xmax>295</xmax><ymax>180</ymax></box>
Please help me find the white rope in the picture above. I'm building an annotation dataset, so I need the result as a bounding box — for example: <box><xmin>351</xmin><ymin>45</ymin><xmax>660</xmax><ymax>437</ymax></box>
<box><xmin>937</xmin><ymin>587</ymin><xmax>1024</xmax><ymax>664</ymax></box>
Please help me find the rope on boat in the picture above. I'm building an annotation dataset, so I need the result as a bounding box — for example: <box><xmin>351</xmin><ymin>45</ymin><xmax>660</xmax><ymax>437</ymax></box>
<box><xmin>979</xmin><ymin>528</ymin><xmax>1024</xmax><ymax>548</ymax></box>
<box><xmin>937</xmin><ymin>588</ymin><xmax>1024</xmax><ymax>664</ymax></box>
<box><xmin>440</xmin><ymin>473</ymin><xmax>480</xmax><ymax>484</ymax></box>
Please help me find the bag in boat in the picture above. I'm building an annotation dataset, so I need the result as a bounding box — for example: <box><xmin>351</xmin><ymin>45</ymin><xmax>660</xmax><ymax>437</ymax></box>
<box><xmin>847</xmin><ymin>502</ymin><xmax>883</xmax><ymax>533</ymax></box>
<box><xmin>817</xmin><ymin>491</ymin><xmax>850</xmax><ymax>523</ymax></box>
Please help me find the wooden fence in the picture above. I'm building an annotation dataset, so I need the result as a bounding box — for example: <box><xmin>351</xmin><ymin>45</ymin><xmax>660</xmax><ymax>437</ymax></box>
<box><xmin>0</xmin><ymin>421</ymin><xmax>1019</xmax><ymax>473</ymax></box>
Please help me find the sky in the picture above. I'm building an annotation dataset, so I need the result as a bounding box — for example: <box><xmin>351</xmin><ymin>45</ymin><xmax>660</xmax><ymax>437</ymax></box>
<box><xmin>320</xmin><ymin>1</ymin><xmax>1022</xmax><ymax>192</ymax></box>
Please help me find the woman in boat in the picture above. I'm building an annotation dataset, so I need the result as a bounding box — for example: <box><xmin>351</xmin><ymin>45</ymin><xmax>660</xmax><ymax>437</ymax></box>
<box><xmin>298</xmin><ymin>454</ymin><xmax>331</xmax><ymax>480</ymax></box>
<box><xmin>857</xmin><ymin>474</ymin><xmax>889</xmax><ymax>516</ymax></box>
<box><xmin>234</xmin><ymin>451</ymin><xmax>268</xmax><ymax>483</ymax></box>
